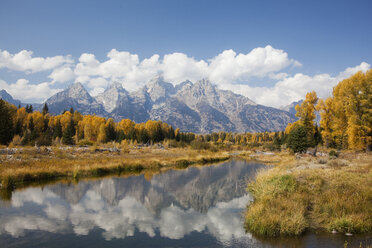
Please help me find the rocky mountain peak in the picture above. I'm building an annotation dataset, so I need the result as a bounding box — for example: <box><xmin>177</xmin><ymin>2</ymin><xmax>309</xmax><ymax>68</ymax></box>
<box><xmin>65</xmin><ymin>82</ymin><xmax>92</xmax><ymax>100</ymax></box>
<box><xmin>108</xmin><ymin>82</ymin><xmax>125</xmax><ymax>91</ymax></box>
<box><xmin>175</xmin><ymin>80</ymin><xmax>193</xmax><ymax>93</ymax></box>
<box><xmin>0</xmin><ymin>89</ymin><xmax>21</xmax><ymax>106</ymax></box>
<box><xmin>145</xmin><ymin>76</ymin><xmax>175</xmax><ymax>103</ymax></box>
<box><xmin>45</xmin><ymin>82</ymin><xmax>105</xmax><ymax>115</ymax></box>
<box><xmin>96</xmin><ymin>82</ymin><xmax>129</xmax><ymax>113</ymax></box>
<box><xmin>192</xmin><ymin>79</ymin><xmax>216</xmax><ymax>96</ymax></box>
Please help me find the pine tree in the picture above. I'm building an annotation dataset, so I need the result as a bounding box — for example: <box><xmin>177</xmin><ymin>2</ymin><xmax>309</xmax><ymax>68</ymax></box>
<box><xmin>0</xmin><ymin>99</ymin><xmax>14</xmax><ymax>145</ymax></box>
<box><xmin>105</xmin><ymin>119</ymin><xmax>116</xmax><ymax>142</ymax></box>
<box><xmin>287</xmin><ymin>124</ymin><xmax>308</xmax><ymax>153</ymax></box>
<box><xmin>294</xmin><ymin>91</ymin><xmax>318</xmax><ymax>147</ymax></box>
<box><xmin>25</xmin><ymin>104</ymin><xmax>33</xmax><ymax>113</ymax></box>
<box><xmin>54</xmin><ymin>120</ymin><xmax>62</xmax><ymax>139</ymax></box>
<box><xmin>62</xmin><ymin>120</ymin><xmax>74</xmax><ymax>145</ymax></box>
<box><xmin>42</xmin><ymin>103</ymin><xmax>49</xmax><ymax>115</ymax></box>
<box><xmin>28</xmin><ymin>117</ymin><xmax>38</xmax><ymax>142</ymax></box>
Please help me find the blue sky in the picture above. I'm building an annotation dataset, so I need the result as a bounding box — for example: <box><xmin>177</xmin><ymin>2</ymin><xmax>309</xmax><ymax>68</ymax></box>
<box><xmin>0</xmin><ymin>0</ymin><xmax>371</xmax><ymax>106</ymax></box>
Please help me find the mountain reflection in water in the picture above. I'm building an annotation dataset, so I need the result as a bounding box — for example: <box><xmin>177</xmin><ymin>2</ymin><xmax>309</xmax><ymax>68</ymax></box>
<box><xmin>0</xmin><ymin>160</ymin><xmax>265</xmax><ymax>247</ymax></box>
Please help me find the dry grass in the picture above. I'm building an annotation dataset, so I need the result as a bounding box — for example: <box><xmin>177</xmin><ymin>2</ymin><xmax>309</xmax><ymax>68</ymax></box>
<box><xmin>245</xmin><ymin>151</ymin><xmax>372</xmax><ymax>237</ymax></box>
<box><xmin>0</xmin><ymin>146</ymin><xmax>230</xmax><ymax>190</ymax></box>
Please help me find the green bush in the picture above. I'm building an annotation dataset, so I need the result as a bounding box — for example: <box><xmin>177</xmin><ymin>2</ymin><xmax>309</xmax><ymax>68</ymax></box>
<box><xmin>329</xmin><ymin>150</ymin><xmax>339</xmax><ymax>157</ymax></box>
<box><xmin>287</xmin><ymin>125</ymin><xmax>309</xmax><ymax>153</ymax></box>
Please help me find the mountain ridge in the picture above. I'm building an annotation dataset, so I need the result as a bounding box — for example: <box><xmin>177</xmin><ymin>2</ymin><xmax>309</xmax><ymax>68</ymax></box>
<box><xmin>2</xmin><ymin>78</ymin><xmax>297</xmax><ymax>133</ymax></box>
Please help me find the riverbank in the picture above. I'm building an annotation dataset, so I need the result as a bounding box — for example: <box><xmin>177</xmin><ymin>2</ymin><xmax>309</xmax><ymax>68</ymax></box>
<box><xmin>0</xmin><ymin>146</ymin><xmax>230</xmax><ymax>190</ymax></box>
<box><xmin>244</xmin><ymin>151</ymin><xmax>372</xmax><ymax>237</ymax></box>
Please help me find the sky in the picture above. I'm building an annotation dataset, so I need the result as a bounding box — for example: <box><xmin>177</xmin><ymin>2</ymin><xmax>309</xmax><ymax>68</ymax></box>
<box><xmin>0</xmin><ymin>0</ymin><xmax>371</xmax><ymax>107</ymax></box>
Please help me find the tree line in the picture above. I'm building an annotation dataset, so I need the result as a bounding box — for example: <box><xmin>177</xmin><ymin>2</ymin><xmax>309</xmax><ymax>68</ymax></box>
<box><xmin>0</xmin><ymin>69</ymin><xmax>370</xmax><ymax>151</ymax></box>
<box><xmin>0</xmin><ymin>102</ymin><xmax>195</xmax><ymax>146</ymax></box>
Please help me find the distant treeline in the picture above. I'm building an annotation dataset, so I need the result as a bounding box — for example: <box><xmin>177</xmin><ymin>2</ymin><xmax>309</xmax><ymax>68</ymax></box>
<box><xmin>0</xmin><ymin>69</ymin><xmax>370</xmax><ymax>151</ymax></box>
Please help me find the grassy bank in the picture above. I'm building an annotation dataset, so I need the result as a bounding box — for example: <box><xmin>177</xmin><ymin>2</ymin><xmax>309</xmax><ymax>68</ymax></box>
<box><xmin>0</xmin><ymin>146</ymin><xmax>230</xmax><ymax>190</ymax></box>
<box><xmin>244</xmin><ymin>151</ymin><xmax>372</xmax><ymax>237</ymax></box>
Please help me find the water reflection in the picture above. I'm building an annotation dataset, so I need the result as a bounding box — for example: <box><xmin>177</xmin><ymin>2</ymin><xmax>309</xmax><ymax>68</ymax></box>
<box><xmin>0</xmin><ymin>160</ymin><xmax>262</xmax><ymax>245</ymax></box>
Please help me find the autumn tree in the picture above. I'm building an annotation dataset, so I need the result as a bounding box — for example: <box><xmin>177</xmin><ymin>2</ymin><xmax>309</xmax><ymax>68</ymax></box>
<box><xmin>332</xmin><ymin>70</ymin><xmax>372</xmax><ymax>150</ymax></box>
<box><xmin>316</xmin><ymin>97</ymin><xmax>334</xmax><ymax>147</ymax></box>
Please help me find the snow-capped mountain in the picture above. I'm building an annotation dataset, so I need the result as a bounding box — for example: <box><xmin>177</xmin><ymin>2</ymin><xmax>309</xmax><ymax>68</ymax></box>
<box><xmin>45</xmin><ymin>82</ymin><xmax>105</xmax><ymax>115</ymax></box>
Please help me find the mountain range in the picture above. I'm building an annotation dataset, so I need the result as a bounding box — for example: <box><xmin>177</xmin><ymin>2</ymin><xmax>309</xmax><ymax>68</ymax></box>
<box><xmin>1</xmin><ymin>78</ymin><xmax>297</xmax><ymax>133</ymax></box>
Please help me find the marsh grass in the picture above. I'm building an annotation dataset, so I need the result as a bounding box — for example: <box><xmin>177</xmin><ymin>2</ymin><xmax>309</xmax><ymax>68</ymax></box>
<box><xmin>245</xmin><ymin>152</ymin><xmax>372</xmax><ymax>237</ymax></box>
<box><xmin>0</xmin><ymin>147</ymin><xmax>230</xmax><ymax>191</ymax></box>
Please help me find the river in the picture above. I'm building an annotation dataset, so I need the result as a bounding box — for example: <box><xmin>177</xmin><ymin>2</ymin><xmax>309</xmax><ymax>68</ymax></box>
<box><xmin>0</xmin><ymin>159</ymin><xmax>370</xmax><ymax>247</ymax></box>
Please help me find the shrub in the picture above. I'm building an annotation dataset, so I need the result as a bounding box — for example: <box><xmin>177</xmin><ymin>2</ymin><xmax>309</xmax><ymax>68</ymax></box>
<box><xmin>190</xmin><ymin>140</ymin><xmax>211</xmax><ymax>150</ymax></box>
<box><xmin>77</xmin><ymin>139</ymin><xmax>93</xmax><ymax>146</ymax></box>
<box><xmin>36</xmin><ymin>134</ymin><xmax>52</xmax><ymax>146</ymax></box>
<box><xmin>9</xmin><ymin>135</ymin><xmax>22</xmax><ymax>147</ymax></box>
<box><xmin>329</xmin><ymin>150</ymin><xmax>339</xmax><ymax>157</ymax></box>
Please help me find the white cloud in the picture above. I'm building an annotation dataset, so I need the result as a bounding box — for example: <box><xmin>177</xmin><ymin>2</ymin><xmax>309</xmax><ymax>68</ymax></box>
<box><xmin>0</xmin><ymin>79</ymin><xmax>61</xmax><ymax>103</ymax></box>
<box><xmin>0</xmin><ymin>49</ymin><xmax>73</xmax><ymax>73</ymax></box>
<box><xmin>337</xmin><ymin>61</ymin><xmax>370</xmax><ymax>78</ymax></box>
<box><xmin>208</xmin><ymin>46</ymin><xmax>300</xmax><ymax>84</ymax></box>
<box><xmin>221</xmin><ymin>62</ymin><xmax>371</xmax><ymax>108</ymax></box>
<box><xmin>72</xmin><ymin>46</ymin><xmax>299</xmax><ymax>92</ymax></box>
<box><xmin>49</xmin><ymin>66</ymin><xmax>75</xmax><ymax>83</ymax></box>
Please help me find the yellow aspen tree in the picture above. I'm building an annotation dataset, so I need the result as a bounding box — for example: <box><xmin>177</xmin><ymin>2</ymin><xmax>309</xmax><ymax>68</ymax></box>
<box><xmin>27</xmin><ymin>111</ymin><xmax>44</xmax><ymax>134</ymax></box>
<box><xmin>60</xmin><ymin>111</ymin><xmax>72</xmax><ymax>132</ymax></box>
<box><xmin>97</xmin><ymin>123</ymin><xmax>106</xmax><ymax>143</ymax></box>
<box><xmin>316</xmin><ymin>97</ymin><xmax>334</xmax><ymax>147</ymax></box>
<box><xmin>340</xmin><ymin>70</ymin><xmax>372</xmax><ymax>150</ymax></box>
<box><xmin>118</xmin><ymin>119</ymin><xmax>135</xmax><ymax>136</ymax></box>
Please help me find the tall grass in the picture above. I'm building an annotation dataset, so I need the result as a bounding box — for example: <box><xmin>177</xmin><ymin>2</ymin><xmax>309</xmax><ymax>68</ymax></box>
<box><xmin>245</xmin><ymin>152</ymin><xmax>372</xmax><ymax>237</ymax></box>
<box><xmin>0</xmin><ymin>147</ymin><xmax>230</xmax><ymax>191</ymax></box>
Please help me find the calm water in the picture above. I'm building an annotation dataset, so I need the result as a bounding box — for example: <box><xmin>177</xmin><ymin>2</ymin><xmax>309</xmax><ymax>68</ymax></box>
<box><xmin>0</xmin><ymin>159</ymin><xmax>370</xmax><ymax>248</ymax></box>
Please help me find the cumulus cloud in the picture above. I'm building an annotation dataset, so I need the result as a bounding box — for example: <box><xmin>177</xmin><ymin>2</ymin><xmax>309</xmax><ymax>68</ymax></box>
<box><xmin>208</xmin><ymin>46</ymin><xmax>300</xmax><ymax>83</ymax></box>
<box><xmin>221</xmin><ymin>62</ymin><xmax>371</xmax><ymax>108</ymax></box>
<box><xmin>0</xmin><ymin>79</ymin><xmax>61</xmax><ymax>102</ymax></box>
<box><xmin>71</xmin><ymin>46</ymin><xmax>299</xmax><ymax>92</ymax></box>
<box><xmin>49</xmin><ymin>66</ymin><xmax>75</xmax><ymax>83</ymax></box>
<box><xmin>0</xmin><ymin>49</ymin><xmax>73</xmax><ymax>73</ymax></box>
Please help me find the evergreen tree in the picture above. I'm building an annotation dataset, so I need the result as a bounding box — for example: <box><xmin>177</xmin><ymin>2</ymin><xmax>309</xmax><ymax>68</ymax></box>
<box><xmin>0</xmin><ymin>99</ymin><xmax>14</xmax><ymax>145</ymax></box>
<box><xmin>287</xmin><ymin>125</ymin><xmax>309</xmax><ymax>153</ymax></box>
<box><xmin>70</xmin><ymin>107</ymin><xmax>74</xmax><ymax>114</ymax></box>
<box><xmin>42</xmin><ymin>103</ymin><xmax>49</xmax><ymax>115</ymax></box>
<box><xmin>28</xmin><ymin>117</ymin><xmax>34</xmax><ymax>132</ymax></box>
<box><xmin>28</xmin><ymin>117</ymin><xmax>38</xmax><ymax>141</ymax></box>
<box><xmin>53</xmin><ymin>120</ymin><xmax>63</xmax><ymax>139</ymax></box>
<box><xmin>105</xmin><ymin>122</ymin><xmax>116</xmax><ymax>142</ymax></box>
<box><xmin>26</xmin><ymin>104</ymin><xmax>33</xmax><ymax>113</ymax></box>
<box><xmin>15</xmin><ymin>120</ymin><xmax>22</xmax><ymax>135</ymax></box>
<box><xmin>62</xmin><ymin>120</ymin><xmax>75</xmax><ymax>145</ymax></box>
